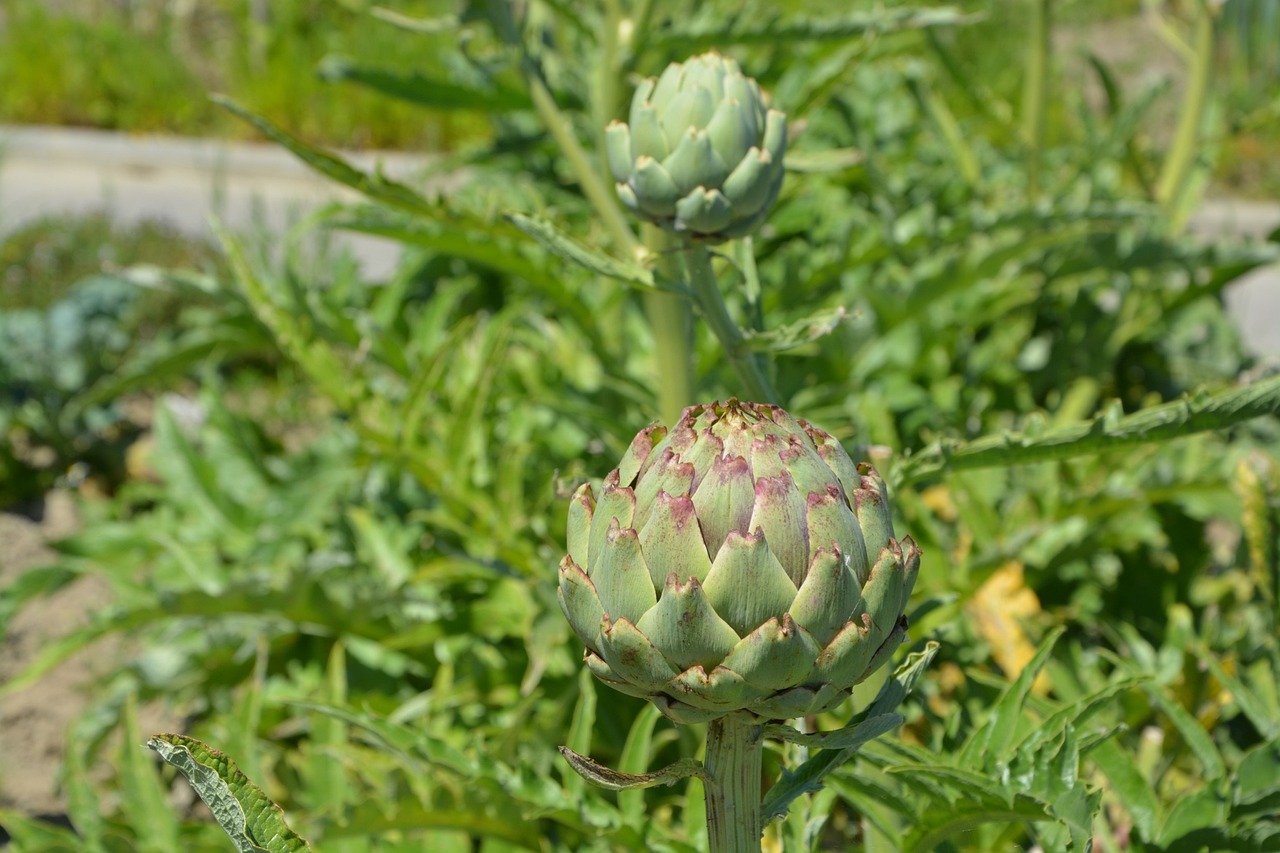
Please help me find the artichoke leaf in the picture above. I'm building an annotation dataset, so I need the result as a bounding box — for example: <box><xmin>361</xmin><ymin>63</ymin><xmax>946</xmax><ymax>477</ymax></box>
<box><xmin>810</xmin><ymin>615</ymin><xmax>876</xmax><ymax>690</ymax></box>
<box><xmin>805</xmin><ymin>489</ymin><xmax>869</xmax><ymax>585</ymax></box>
<box><xmin>662</xmin><ymin>129</ymin><xmax>730</xmax><ymax>194</ymax></box>
<box><xmin>558</xmin><ymin>556</ymin><xmax>607</xmax><ymax>650</ymax></box>
<box><xmin>630</xmin><ymin>158</ymin><xmax>683</xmax><ymax>218</ymax></box>
<box><xmin>638</xmin><ymin>492</ymin><xmax>713</xmax><ymax>586</ymax></box>
<box><xmin>751</xmin><ymin>685</ymin><xmax>825</xmax><ymax>720</ymax></box>
<box><xmin>670</xmin><ymin>664</ymin><xmax>763</xmax><ymax>710</ymax></box>
<box><xmin>605</xmin><ymin>122</ymin><xmax>634</xmax><ymax>184</ymax></box>
<box><xmin>690</xmin><ymin>453</ymin><xmax>755</xmax><ymax>553</ymax></box>
<box><xmin>701</xmin><ymin>528</ymin><xmax>797</xmax><ymax>636</ymax></box>
<box><xmin>635</xmin><ymin>574</ymin><xmax>739</xmax><ymax>672</ymax></box>
<box><xmin>746</xmin><ymin>470</ymin><xmax>811</xmax><ymax>586</ymax></box>
<box><xmin>675</xmin><ymin>187</ymin><xmax>734</xmax><ymax>235</ymax></box>
<box><xmin>592</xmin><ymin>521</ymin><xmax>659</xmax><ymax>623</ymax></box>
<box><xmin>585</xmin><ymin>652</ymin><xmax>656</xmax><ymax>699</ymax></box>
<box><xmin>599</xmin><ymin>617</ymin><xmax>681</xmax><ymax>691</ymax></box>
<box><xmin>588</xmin><ymin>481</ymin><xmax>637</xmax><ymax>572</ymax></box>
<box><xmin>566</xmin><ymin>482</ymin><xmax>594</xmax><ymax>568</ymax></box>
<box><xmin>630</xmin><ymin>104</ymin><xmax>669</xmax><ymax>161</ymax></box>
<box><xmin>790</xmin><ymin>546</ymin><xmax>862</xmax><ymax>647</ymax></box>
<box><xmin>716</xmin><ymin>614</ymin><xmax>820</xmax><ymax>692</ymax></box>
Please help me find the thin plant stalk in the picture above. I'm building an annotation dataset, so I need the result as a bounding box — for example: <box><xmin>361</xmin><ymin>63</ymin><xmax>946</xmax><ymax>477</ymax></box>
<box><xmin>1020</xmin><ymin>0</ymin><xmax>1052</xmax><ymax>198</ymax></box>
<box><xmin>1155</xmin><ymin>0</ymin><xmax>1215</xmax><ymax>229</ymax></box>
<box><xmin>682</xmin><ymin>244</ymin><xmax>779</xmax><ymax>404</ymax></box>
<box><xmin>593</xmin><ymin>0</ymin><xmax>625</xmax><ymax>179</ymax></box>
<box><xmin>703</xmin><ymin>713</ymin><xmax>764</xmax><ymax>853</ymax></box>
<box><xmin>522</xmin><ymin>62</ymin><xmax>639</xmax><ymax>257</ymax></box>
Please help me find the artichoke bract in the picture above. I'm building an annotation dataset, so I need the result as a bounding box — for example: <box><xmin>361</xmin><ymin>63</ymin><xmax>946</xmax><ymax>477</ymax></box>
<box><xmin>606</xmin><ymin>52</ymin><xmax>786</xmax><ymax>242</ymax></box>
<box><xmin>558</xmin><ymin>400</ymin><xmax>920</xmax><ymax>724</ymax></box>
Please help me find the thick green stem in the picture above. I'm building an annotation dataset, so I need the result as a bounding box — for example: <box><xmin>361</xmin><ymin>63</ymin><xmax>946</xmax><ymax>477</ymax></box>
<box><xmin>682</xmin><ymin>245</ymin><xmax>779</xmax><ymax>404</ymax></box>
<box><xmin>704</xmin><ymin>713</ymin><xmax>764</xmax><ymax>853</ymax></box>
<box><xmin>643</xmin><ymin>226</ymin><xmax>696</xmax><ymax>423</ymax></box>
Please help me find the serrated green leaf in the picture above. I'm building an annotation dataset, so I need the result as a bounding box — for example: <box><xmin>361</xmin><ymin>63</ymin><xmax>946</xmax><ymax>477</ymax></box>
<box><xmin>1157</xmin><ymin>787</ymin><xmax>1228</xmax><ymax>848</ymax></box>
<box><xmin>1090</xmin><ymin>737</ymin><xmax>1161</xmax><ymax>839</ymax></box>
<box><xmin>290</xmin><ymin>702</ymin><xmax>476</xmax><ymax>778</ymax></box>
<box><xmin>894</xmin><ymin>374</ymin><xmax>1280</xmax><ymax>486</ymax></box>
<box><xmin>827</xmin><ymin>774</ymin><xmax>914</xmax><ymax>844</ymax></box>
<box><xmin>886</xmin><ymin>763</ymin><xmax>1019</xmax><ymax>806</ymax></box>
<box><xmin>1195</xmin><ymin>648</ymin><xmax>1280</xmax><ymax>741</ymax></box>
<box><xmin>654</xmin><ymin>7</ymin><xmax>974</xmax><ymax>50</ymax></box>
<box><xmin>962</xmin><ymin>627</ymin><xmax>1064</xmax><ymax>768</ymax></box>
<box><xmin>212</xmin><ymin>95</ymin><xmax>443</xmax><ymax>220</ymax></box>
<box><xmin>506</xmin><ymin>214</ymin><xmax>673</xmax><ymax>293</ymax></box>
<box><xmin>766</xmin><ymin>714</ymin><xmax>904</xmax><ymax>750</ymax></box>
<box><xmin>760</xmin><ymin>714</ymin><xmax>906</xmax><ymax>823</ymax></box>
<box><xmin>741</xmin><ymin>307</ymin><xmax>847</xmax><ymax>353</ymax></box>
<box><xmin>783</xmin><ymin>148</ymin><xmax>865</xmax><ymax>173</ymax></box>
<box><xmin>147</xmin><ymin>734</ymin><xmax>313</xmax><ymax>853</ymax></box>
<box><xmin>316</xmin><ymin>56</ymin><xmax>532</xmax><ymax>112</ymax></box>
<box><xmin>902</xmin><ymin>796</ymin><xmax>1053</xmax><ymax>853</ymax></box>
<box><xmin>864</xmin><ymin>642</ymin><xmax>940</xmax><ymax>721</ymax></box>
<box><xmin>1013</xmin><ymin>677</ymin><xmax>1146</xmax><ymax>756</ymax></box>
<box><xmin>1145</xmin><ymin>688</ymin><xmax>1227</xmax><ymax>783</ymax></box>
<box><xmin>0</xmin><ymin>810</ymin><xmax>84</xmax><ymax>851</ymax></box>
<box><xmin>1235</xmin><ymin>740</ymin><xmax>1280</xmax><ymax>806</ymax></box>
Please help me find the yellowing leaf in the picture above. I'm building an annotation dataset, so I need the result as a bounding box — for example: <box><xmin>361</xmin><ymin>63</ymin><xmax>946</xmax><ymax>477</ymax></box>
<box><xmin>920</xmin><ymin>484</ymin><xmax>958</xmax><ymax>522</ymax></box>
<box><xmin>968</xmin><ymin>561</ymin><xmax>1049</xmax><ymax>695</ymax></box>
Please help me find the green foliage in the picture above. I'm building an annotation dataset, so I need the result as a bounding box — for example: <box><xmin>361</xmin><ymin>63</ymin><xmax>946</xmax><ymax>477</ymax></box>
<box><xmin>0</xmin><ymin>0</ymin><xmax>484</xmax><ymax>148</ymax></box>
<box><xmin>149</xmin><ymin>735</ymin><xmax>314</xmax><ymax>853</ymax></box>
<box><xmin>2</xmin><ymin>1</ymin><xmax>1279</xmax><ymax>851</ymax></box>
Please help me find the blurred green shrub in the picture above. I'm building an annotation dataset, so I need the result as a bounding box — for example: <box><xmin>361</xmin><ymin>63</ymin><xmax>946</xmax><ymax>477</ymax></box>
<box><xmin>0</xmin><ymin>0</ymin><xmax>486</xmax><ymax>149</ymax></box>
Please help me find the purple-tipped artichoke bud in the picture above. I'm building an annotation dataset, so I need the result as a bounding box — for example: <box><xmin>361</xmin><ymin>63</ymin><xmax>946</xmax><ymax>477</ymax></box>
<box><xmin>606</xmin><ymin>51</ymin><xmax>786</xmax><ymax>242</ymax></box>
<box><xmin>557</xmin><ymin>400</ymin><xmax>921</xmax><ymax>724</ymax></box>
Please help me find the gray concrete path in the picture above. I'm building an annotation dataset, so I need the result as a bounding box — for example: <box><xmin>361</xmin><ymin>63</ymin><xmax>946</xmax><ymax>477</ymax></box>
<box><xmin>2</xmin><ymin>123</ymin><xmax>1277</xmax><ymax>355</ymax></box>
<box><xmin>0</xmin><ymin>124</ymin><xmax>433</xmax><ymax>279</ymax></box>
<box><xmin>1188</xmin><ymin>199</ymin><xmax>1280</xmax><ymax>358</ymax></box>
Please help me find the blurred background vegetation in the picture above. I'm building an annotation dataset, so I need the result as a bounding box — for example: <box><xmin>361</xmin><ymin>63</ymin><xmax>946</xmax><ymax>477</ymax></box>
<box><xmin>0</xmin><ymin>0</ymin><xmax>1277</xmax><ymax>193</ymax></box>
<box><xmin>1</xmin><ymin>0</ymin><xmax>1279</xmax><ymax>851</ymax></box>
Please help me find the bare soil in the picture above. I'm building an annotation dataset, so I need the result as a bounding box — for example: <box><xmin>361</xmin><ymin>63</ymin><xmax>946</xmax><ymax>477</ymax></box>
<box><xmin>0</xmin><ymin>491</ymin><xmax>102</xmax><ymax>818</ymax></box>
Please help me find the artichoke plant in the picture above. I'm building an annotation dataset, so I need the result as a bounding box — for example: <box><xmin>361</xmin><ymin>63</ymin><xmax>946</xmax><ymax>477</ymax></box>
<box><xmin>558</xmin><ymin>400</ymin><xmax>920</xmax><ymax>724</ymax></box>
<box><xmin>605</xmin><ymin>52</ymin><xmax>786</xmax><ymax>242</ymax></box>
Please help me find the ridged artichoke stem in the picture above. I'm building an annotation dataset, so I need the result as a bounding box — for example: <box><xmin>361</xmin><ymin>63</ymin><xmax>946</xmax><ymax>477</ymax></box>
<box><xmin>643</xmin><ymin>225</ymin><xmax>696</xmax><ymax>424</ymax></box>
<box><xmin>682</xmin><ymin>244</ymin><xmax>779</xmax><ymax>404</ymax></box>
<box><xmin>704</xmin><ymin>713</ymin><xmax>764</xmax><ymax>853</ymax></box>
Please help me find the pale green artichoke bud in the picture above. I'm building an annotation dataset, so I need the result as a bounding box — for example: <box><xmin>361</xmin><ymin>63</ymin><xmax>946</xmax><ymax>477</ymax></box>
<box><xmin>558</xmin><ymin>400</ymin><xmax>920</xmax><ymax>724</ymax></box>
<box><xmin>605</xmin><ymin>51</ymin><xmax>786</xmax><ymax>242</ymax></box>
